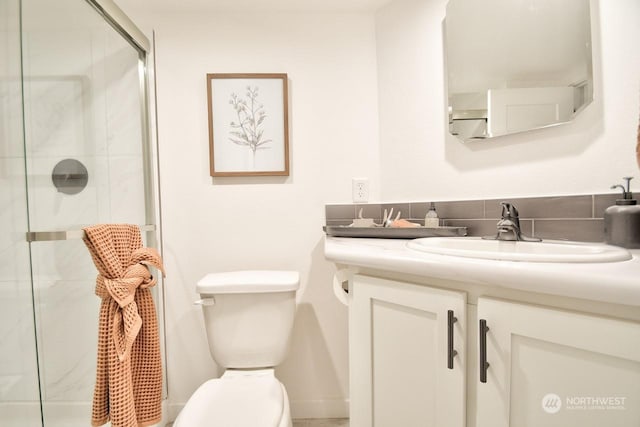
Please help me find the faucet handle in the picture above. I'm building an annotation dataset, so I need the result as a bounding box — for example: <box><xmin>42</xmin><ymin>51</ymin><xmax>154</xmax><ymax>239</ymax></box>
<box><xmin>500</xmin><ymin>202</ymin><xmax>518</xmax><ymax>219</ymax></box>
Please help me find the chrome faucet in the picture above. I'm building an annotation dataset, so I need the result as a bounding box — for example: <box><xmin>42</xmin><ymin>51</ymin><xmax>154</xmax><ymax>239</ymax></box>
<box><xmin>484</xmin><ymin>202</ymin><xmax>541</xmax><ymax>242</ymax></box>
<box><xmin>497</xmin><ymin>202</ymin><xmax>521</xmax><ymax>240</ymax></box>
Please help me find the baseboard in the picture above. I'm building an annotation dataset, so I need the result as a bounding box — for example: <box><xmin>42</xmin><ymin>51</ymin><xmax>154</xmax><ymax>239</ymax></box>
<box><xmin>290</xmin><ymin>399</ymin><xmax>350</xmax><ymax>419</ymax></box>
<box><xmin>169</xmin><ymin>398</ymin><xmax>349</xmax><ymax>422</ymax></box>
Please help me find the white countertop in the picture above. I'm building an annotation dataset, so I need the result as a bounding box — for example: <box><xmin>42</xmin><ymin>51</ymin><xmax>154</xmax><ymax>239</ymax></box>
<box><xmin>324</xmin><ymin>236</ymin><xmax>640</xmax><ymax>307</ymax></box>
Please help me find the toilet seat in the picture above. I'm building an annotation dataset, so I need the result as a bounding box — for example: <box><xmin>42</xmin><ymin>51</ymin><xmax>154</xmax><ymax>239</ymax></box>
<box><xmin>174</xmin><ymin>369</ymin><xmax>290</xmax><ymax>427</ymax></box>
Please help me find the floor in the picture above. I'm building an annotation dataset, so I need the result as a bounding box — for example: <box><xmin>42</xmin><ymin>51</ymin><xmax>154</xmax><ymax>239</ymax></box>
<box><xmin>167</xmin><ymin>419</ymin><xmax>349</xmax><ymax>426</ymax></box>
<box><xmin>292</xmin><ymin>420</ymin><xmax>349</xmax><ymax>427</ymax></box>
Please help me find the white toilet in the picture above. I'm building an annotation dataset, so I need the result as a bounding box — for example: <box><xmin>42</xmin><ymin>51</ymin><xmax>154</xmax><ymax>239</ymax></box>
<box><xmin>174</xmin><ymin>270</ymin><xmax>300</xmax><ymax>427</ymax></box>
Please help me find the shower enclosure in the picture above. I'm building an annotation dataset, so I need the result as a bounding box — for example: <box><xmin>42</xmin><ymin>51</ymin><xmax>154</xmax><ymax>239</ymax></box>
<box><xmin>0</xmin><ymin>0</ymin><xmax>165</xmax><ymax>425</ymax></box>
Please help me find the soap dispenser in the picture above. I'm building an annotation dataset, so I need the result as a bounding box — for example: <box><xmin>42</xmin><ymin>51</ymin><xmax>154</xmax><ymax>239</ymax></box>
<box><xmin>424</xmin><ymin>202</ymin><xmax>439</xmax><ymax>228</ymax></box>
<box><xmin>604</xmin><ymin>177</ymin><xmax>640</xmax><ymax>248</ymax></box>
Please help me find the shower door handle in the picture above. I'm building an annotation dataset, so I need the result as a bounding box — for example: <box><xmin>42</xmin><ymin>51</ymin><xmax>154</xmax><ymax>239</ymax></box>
<box><xmin>26</xmin><ymin>224</ymin><xmax>156</xmax><ymax>242</ymax></box>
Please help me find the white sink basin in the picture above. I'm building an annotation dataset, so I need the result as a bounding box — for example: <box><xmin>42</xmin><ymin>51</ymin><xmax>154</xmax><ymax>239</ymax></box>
<box><xmin>406</xmin><ymin>237</ymin><xmax>632</xmax><ymax>263</ymax></box>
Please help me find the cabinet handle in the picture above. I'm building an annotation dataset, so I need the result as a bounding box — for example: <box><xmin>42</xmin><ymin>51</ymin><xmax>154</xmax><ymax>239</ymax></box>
<box><xmin>447</xmin><ymin>310</ymin><xmax>458</xmax><ymax>369</ymax></box>
<box><xmin>479</xmin><ymin>319</ymin><xmax>490</xmax><ymax>383</ymax></box>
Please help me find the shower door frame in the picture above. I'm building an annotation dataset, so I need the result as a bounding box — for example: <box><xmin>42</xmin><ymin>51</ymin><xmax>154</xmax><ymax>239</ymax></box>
<box><xmin>84</xmin><ymin>0</ymin><xmax>169</xmax><ymax>404</ymax></box>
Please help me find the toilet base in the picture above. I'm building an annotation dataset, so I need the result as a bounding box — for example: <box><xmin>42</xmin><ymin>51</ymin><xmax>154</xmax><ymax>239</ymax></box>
<box><xmin>278</xmin><ymin>380</ymin><xmax>292</xmax><ymax>427</ymax></box>
<box><xmin>174</xmin><ymin>368</ymin><xmax>292</xmax><ymax>427</ymax></box>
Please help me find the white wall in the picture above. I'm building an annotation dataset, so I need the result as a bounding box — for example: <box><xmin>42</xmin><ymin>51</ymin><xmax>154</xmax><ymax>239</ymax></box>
<box><xmin>118</xmin><ymin>10</ymin><xmax>380</xmax><ymax>419</ymax></box>
<box><xmin>376</xmin><ymin>0</ymin><xmax>640</xmax><ymax>201</ymax></box>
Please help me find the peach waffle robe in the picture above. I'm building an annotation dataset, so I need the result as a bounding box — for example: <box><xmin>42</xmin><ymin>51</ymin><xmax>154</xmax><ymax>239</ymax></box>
<box><xmin>83</xmin><ymin>224</ymin><xmax>165</xmax><ymax>427</ymax></box>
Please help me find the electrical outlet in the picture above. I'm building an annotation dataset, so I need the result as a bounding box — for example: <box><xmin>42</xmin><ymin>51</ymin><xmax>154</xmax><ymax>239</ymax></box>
<box><xmin>352</xmin><ymin>178</ymin><xmax>369</xmax><ymax>203</ymax></box>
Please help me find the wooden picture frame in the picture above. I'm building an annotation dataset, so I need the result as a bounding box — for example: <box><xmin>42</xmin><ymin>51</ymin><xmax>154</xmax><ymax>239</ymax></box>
<box><xmin>636</xmin><ymin>107</ymin><xmax>640</xmax><ymax>169</ymax></box>
<box><xmin>207</xmin><ymin>73</ymin><xmax>289</xmax><ymax>177</ymax></box>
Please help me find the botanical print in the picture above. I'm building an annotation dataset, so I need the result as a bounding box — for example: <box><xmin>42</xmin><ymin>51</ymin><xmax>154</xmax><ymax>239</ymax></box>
<box><xmin>228</xmin><ymin>86</ymin><xmax>271</xmax><ymax>158</ymax></box>
<box><xmin>208</xmin><ymin>74</ymin><xmax>289</xmax><ymax>176</ymax></box>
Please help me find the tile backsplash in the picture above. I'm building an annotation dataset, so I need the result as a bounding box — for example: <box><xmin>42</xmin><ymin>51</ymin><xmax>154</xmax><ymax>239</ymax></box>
<box><xmin>325</xmin><ymin>193</ymin><xmax>621</xmax><ymax>243</ymax></box>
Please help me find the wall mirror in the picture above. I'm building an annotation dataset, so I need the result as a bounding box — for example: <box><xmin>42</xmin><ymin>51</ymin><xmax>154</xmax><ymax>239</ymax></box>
<box><xmin>445</xmin><ymin>0</ymin><xmax>593</xmax><ymax>142</ymax></box>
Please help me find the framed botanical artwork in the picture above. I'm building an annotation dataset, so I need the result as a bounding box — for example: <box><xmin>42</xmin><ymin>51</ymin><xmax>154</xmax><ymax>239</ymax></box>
<box><xmin>206</xmin><ymin>73</ymin><xmax>289</xmax><ymax>177</ymax></box>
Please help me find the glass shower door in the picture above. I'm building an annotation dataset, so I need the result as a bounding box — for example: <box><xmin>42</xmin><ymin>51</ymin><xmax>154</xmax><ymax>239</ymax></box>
<box><xmin>0</xmin><ymin>0</ymin><xmax>44</xmax><ymax>425</ymax></box>
<box><xmin>0</xmin><ymin>0</ymin><xmax>159</xmax><ymax>424</ymax></box>
<box><xmin>20</xmin><ymin>0</ymin><xmax>157</xmax><ymax>425</ymax></box>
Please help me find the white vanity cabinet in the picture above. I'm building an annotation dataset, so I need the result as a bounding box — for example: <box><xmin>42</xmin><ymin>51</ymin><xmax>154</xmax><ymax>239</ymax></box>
<box><xmin>477</xmin><ymin>297</ymin><xmax>640</xmax><ymax>427</ymax></box>
<box><xmin>350</xmin><ymin>274</ymin><xmax>467</xmax><ymax>427</ymax></box>
<box><xmin>349</xmin><ymin>274</ymin><xmax>640</xmax><ymax>427</ymax></box>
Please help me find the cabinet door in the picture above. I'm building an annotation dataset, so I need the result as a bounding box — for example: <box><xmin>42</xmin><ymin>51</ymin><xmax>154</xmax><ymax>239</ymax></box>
<box><xmin>477</xmin><ymin>297</ymin><xmax>640</xmax><ymax>427</ymax></box>
<box><xmin>350</xmin><ymin>275</ymin><xmax>466</xmax><ymax>427</ymax></box>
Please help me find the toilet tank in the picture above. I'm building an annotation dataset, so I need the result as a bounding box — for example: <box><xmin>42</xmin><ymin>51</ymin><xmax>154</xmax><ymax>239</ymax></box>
<box><xmin>196</xmin><ymin>271</ymin><xmax>300</xmax><ymax>369</ymax></box>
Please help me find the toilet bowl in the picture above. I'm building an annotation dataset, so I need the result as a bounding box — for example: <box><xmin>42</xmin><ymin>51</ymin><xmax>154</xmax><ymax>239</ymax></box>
<box><xmin>174</xmin><ymin>271</ymin><xmax>299</xmax><ymax>427</ymax></box>
<box><xmin>174</xmin><ymin>369</ymin><xmax>291</xmax><ymax>427</ymax></box>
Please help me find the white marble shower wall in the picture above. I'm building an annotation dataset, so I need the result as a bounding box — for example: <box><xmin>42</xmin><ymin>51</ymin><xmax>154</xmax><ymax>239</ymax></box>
<box><xmin>0</xmin><ymin>159</ymin><xmax>40</xmax><ymax>403</ymax></box>
<box><xmin>17</xmin><ymin>0</ymin><xmax>147</xmax><ymax>412</ymax></box>
<box><xmin>0</xmin><ymin>1</ymin><xmax>42</xmax><ymax>424</ymax></box>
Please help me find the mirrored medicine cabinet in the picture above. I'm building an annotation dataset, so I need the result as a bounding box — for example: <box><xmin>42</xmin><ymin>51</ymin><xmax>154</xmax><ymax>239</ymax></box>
<box><xmin>445</xmin><ymin>0</ymin><xmax>593</xmax><ymax>142</ymax></box>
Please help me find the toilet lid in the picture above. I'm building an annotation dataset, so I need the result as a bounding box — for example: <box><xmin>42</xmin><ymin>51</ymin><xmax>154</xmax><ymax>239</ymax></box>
<box><xmin>197</xmin><ymin>270</ymin><xmax>300</xmax><ymax>294</ymax></box>
<box><xmin>175</xmin><ymin>374</ymin><xmax>284</xmax><ymax>426</ymax></box>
